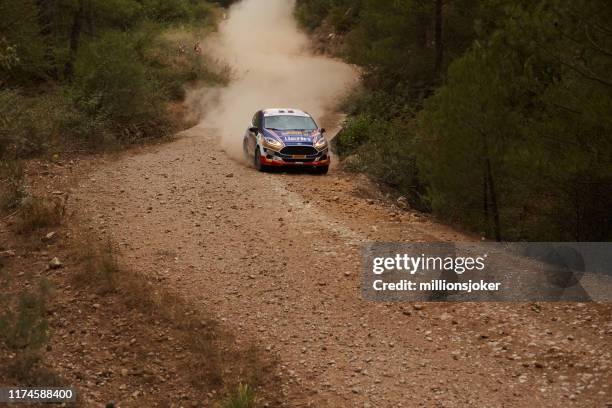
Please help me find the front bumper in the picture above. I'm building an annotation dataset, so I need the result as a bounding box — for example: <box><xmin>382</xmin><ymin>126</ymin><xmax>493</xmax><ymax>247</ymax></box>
<box><xmin>260</xmin><ymin>147</ymin><xmax>330</xmax><ymax>167</ymax></box>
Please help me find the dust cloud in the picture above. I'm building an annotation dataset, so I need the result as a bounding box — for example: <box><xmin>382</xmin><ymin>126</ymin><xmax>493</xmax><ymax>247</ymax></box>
<box><xmin>192</xmin><ymin>0</ymin><xmax>358</xmax><ymax>160</ymax></box>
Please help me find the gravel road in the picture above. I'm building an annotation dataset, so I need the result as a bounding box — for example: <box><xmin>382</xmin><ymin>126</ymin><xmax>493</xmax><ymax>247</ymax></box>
<box><xmin>72</xmin><ymin>125</ymin><xmax>611</xmax><ymax>407</ymax></box>
<box><xmin>68</xmin><ymin>0</ymin><xmax>611</xmax><ymax>405</ymax></box>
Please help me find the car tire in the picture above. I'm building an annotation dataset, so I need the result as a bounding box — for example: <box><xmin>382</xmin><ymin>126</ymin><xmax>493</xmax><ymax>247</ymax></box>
<box><xmin>254</xmin><ymin>146</ymin><xmax>268</xmax><ymax>172</ymax></box>
<box><xmin>314</xmin><ymin>165</ymin><xmax>329</xmax><ymax>175</ymax></box>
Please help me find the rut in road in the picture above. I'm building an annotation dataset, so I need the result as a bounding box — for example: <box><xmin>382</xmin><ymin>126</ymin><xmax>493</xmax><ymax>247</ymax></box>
<box><xmin>74</xmin><ymin>0</ymin><xmax>612</xmax><ymax>406</ymax></box>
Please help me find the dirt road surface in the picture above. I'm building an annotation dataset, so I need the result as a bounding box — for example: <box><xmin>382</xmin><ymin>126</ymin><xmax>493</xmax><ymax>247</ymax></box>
<box><xmin>65</xmin><ymin>0</ymin><xmax>610</xmax><ymax>406</ymax></box>
<box><xmin>69</xmin><ymin>125</ymin><xmax>611</xmax><ymax>407</ymax></box>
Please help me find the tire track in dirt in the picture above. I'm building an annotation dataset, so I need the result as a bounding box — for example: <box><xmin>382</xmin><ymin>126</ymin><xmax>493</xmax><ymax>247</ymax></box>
<box><xmin>73</xmin><ymin>126</ymin><xmax>611</xmax><ymax>407</ymax></box>
<box><xmin>70</xmin><ymin>1</ymin><xmax>610</xmax><ymax>406</ymax></box>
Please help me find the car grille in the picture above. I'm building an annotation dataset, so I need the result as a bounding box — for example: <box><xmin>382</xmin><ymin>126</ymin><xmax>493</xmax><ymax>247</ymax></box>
<box><xmin>283</xmin><ymin>158</ymin><xmax>316</xmax><ymax>163</ymax></box>
<box><xmin>281</xmin><ymin>146</ymin><xmax>318</xmax><ymax>156</ymax></box>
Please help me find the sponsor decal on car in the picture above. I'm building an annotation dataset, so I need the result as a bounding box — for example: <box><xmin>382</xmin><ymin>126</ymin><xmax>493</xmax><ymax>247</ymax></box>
<box><xmin>283</xmin><ymin>136</ymin><xmax>311</xmax><ymax>142</ymax></box>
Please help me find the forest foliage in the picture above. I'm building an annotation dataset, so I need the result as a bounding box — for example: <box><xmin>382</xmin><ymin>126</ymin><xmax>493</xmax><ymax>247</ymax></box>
<box><xmin>296</xmin><ymin>0</ymin><xmax>612</xmax><ymax>241</ymax></box>
<box><xmin>0</xmin><ymin>0</ymin><xmax>230</xmax><ymax>159</ymax></box>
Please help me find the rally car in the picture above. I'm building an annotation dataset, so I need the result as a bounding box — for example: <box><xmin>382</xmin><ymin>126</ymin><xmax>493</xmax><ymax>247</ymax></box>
<box><xmin>243</xmin><ymin>108</ymin><xmax>330</xmax><ymax>174</ymax></box>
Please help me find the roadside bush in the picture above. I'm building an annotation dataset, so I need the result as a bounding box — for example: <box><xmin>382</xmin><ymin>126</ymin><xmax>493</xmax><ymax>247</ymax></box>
<box><xmin>295</xmin><ymin>0</ymin><xmax>359</xmax><ymax>32</ymax></box>
<box><xmin>0</xmin><ymin>37</ymin><xmax>19</xmax><ymax>72</ymax></box>
<box><xmin>189</xmin><ymin>1</ymin><xmax>217</xmax><ymax>23</ymax></box>
<box><xmin>336</xmin><ymin>114</ymin><xmax>425</xmax><ymax>208</ymax></box>
<box><xmin>0</xmin><ymin>87</ymin><xmax>117</xmax><ymax>155</ymax></box>
<box><xmin>0</xmin><ymin>0</ymin><xmax>47</xmax><ymax>84</ymax></box>
<box><xmin>142</xmin><ymin>0</ymin><xmax>204</xmax><ymax>23</ymax></box>
<box><xmin>333</xmin><ymin>114</ymin><xmax>372</xmax><ymax>156</ymax></box>
<box><xmin>91</xmin><ymin>0</ymin><xmax>144</xmax><ymax>28</ymax></box>
<box><xmin>213</xmin><ymin>0</ymin><xmax>240</xmax><ymax>8</ymax></box>
<box><xmin>295</xmin><ymin>0</ymin><xmax>331</xmax><ymax>31</ymax></box>
<box><xmin>328</xmin><ymin>4</ymin><xmax>360</xmax><ymax>33</ymax></box>
<box><xmin>60</xmin><ymin>92</ymin><xmax>115</xmax><ymax>148</ymax></box>
<box><xmin>334</xmin><ymin>87</ymin><xmax>427</xmax><ymax>206</ymax></box>
<box><xmin>146</xmin><ymin>29</ymin><xmax>230</xmax><ymax>101</ymax></box>
<box><xmin>146</xmin><ymin>0</ymin><xmax>191</xmax><ymax>21</ymax></box>
<box><xmin>0</xmin><ymin>90</ymin><xmax>69</xmax><ymax>158</ymax></box>
<box><xmin>303</xmin><ymin>0</ymin><xmax>611</xmax><ymax>241</ymax></box>
<box><xmin>2</xmin><ymin>0</ymin><xmax>229</xmax><ymax>155</ymax></box>
<box><xmin>72</xmin><ymin>31</ymin><xmax>172</xmax><ymax>142</ymax></box>
<box><xmin>417</xmin><ymin>0</ymin><xmax>612</xmax><ymax>241</ymax></box>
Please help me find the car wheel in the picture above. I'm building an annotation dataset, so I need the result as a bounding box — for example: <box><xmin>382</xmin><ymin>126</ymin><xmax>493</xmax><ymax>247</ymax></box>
<box><xmin>314</xmin><ymin>165</ymin><xmax>329</xmax><ymax>175</ymax></box>
<box><xmin>254</xmin><ymin>146</ymin><xmax>268</xmax><ymax>172</ymax></box>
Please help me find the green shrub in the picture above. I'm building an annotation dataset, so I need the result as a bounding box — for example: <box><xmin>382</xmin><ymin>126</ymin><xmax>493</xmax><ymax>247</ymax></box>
<box><xmin>0</xmin><ymin>89</ymin><xmax>70</xmax><ymax>158</ymax></box>
<box><xmin>146</xmin><ymin>29</ymin><xmax>230</xmax><ymax>101</ymax></box>
<box><xmin>295</xmin><ymin>0</ymin><xmax>359</xmax><ymax>31</ymax></box>
<box><xmin>0</xmin><ymin>0</ymin><xmax>47</xmax><ymax>84</ymax></box>
<box><xmin>336</xmin><ymin>113</ymin><xmax>425</xmax><ymax>208</ymax></box>
<box><xmin>295</xmin><ymin>0</ymin><xmax>331</xmax><ymax>31</ymax></box>
<box><xmin>417</xmin><ymin>0</ymin><xmax>612</xmax><ymax>240</ymax></box>
<box><xmin>0</xmin><ymin>37</ymin><xmax>19</xmax><ymax>71</ymax></box>
<box><xmin>190</xmin><ymin>1</ymin><xmax>217</xmax><ymax>23</ymax></box>
<box><xmin>334</xmin><ymin>114</ymin><xmax>372</xmax><ymax>155</ymax></box>
<box><xmin>61</xmin><ymin>92</ymin><xmax>114</xmax><ymax>147</ymax></box>
<box><xmin>213</xmin><ymin>0</ymin><xmax>240</xmax><ymax>7</ymax></box>
<box><xmin>142</xmin><ymin>0</ymin><xmax>193</xmax><ymax>23</ymax></box>
<box><xmin>328</xmin><ymin>4</ymin><xmax>359</xmax><ymax>33</ymax></box>
<box><xmin>302</xmin><ymin>0</ymin><xmax>612</xmax><ymax>241</ymax></box>
<box><xmin>2</xmin><ymin>0</ymin><xmax>229</xmax><ymax>155</ymax></box>
<box><xmin>91</xmin><ymin>0</ymin><xmax>144</xmax><ymax>28</ymax></box>
<box><xmin>72</xmin><ymin>31</ymin><xmax>172</xmax><ymax>142</ymax></box>
<box><xmin>335</xmin><ymin>88</ymin><xmax>408</xmax><ymax>155</ymax></box>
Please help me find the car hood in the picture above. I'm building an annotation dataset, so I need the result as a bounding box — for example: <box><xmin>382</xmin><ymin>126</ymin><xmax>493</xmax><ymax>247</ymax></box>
<box><xmin>263</xmin><ymin>128</ymin><xmax>321</xmax><ymax>147</ymax></box>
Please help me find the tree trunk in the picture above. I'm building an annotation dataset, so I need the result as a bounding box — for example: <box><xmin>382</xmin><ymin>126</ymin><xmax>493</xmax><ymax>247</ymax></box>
<box><xmin>574</xmin><ymin>184</ymin><xmax>581</xmax><ymax>241</ymax></box>
<box><xmin>434</xmin><ymin>0</ymin><xmax>443</xmax><ymax>76</ymax></box>
<box><xmin>65</xmin><ymin>0</ymin><xmax>84</xmax><ymax>78</ymax></box>
<box><xmin>485</xmin><ymin>157</ymin><xmax>502</xmax><ymax>241</ymax></box>
<box><xmin>36</xmin><ymin>0</ymin><xmax>56</xmax><ymax>34</ymax></box>
<box><xmin>483</xmin><ymin>170</ymin><xmax>489</xmax><ymax>237</ymax></box>
<box><xmin>86</xmin><ymin>0</ymin><xmax>95</xmax><ymax>37</ymax></box>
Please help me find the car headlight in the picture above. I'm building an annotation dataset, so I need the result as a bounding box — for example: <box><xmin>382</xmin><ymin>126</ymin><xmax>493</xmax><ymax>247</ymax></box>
<box><xmin>262</xmin><ymin>136</ymin><xmax>283</xmax><ymax>149</ymax></box>
<box><xmin>314</xmin><ymin>138</ymin><xmax>328</xmax><ymax>150</ymax></box>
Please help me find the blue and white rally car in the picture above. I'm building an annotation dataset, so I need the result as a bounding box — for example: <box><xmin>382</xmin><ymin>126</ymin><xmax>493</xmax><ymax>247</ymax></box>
<box><xmin>243</xmin><ymin>108</ymin><xmax>330</xmax><ymax>174</ymax></box>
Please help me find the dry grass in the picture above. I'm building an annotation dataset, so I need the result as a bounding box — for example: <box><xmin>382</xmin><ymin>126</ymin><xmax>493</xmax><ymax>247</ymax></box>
<box><xmin>14</xmin><ymin>195</ymin><xmax>64</xmax><ymax>233</ymax></box>
<box><xmin>220</xmin><ymin>383</ymin><xmax>258</xmax><ymax>408</ymax></box>
<box><xmin>0</xmin><ymin>159</ymin><xmax>25</xmax><ymax>212</ymax></box>
<box><xmin>73</xmin><ymin>239</ymin><xmax>120</xmax><ymax>295</ymax></box>
<box><xmin>70</xmin><ymin>237</ymin><xmax>278</xmax><ymax>403</ymax></box>
<box><xmin>0</xmin><ymin>272</ymin><xmax>60</xmax><ymax>386</ymax></box>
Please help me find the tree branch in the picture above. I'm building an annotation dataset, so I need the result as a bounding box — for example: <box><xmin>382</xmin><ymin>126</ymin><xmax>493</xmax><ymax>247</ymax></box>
<box><xmin>558</xmin><ymin>58</ymin><xmax>612</xmax><ymax>87</ymax></box>
<box><xmin>584</xmin><ymin>25</ymin><xmax>612</xmax><ymax>57</ymax></box>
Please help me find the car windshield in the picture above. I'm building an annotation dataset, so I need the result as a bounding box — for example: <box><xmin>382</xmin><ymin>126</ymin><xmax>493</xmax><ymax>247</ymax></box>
<box><xmin>264</xmin><ymin>115</ymin><xmax>317</xmax><ymax>131</ymax></box>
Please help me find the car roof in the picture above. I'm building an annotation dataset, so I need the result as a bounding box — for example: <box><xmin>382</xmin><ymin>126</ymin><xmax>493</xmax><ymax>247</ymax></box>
<box><xmin>262</xmin><ymin>108</ymin><xmax>311</xmax><ymax>118</ymax></box>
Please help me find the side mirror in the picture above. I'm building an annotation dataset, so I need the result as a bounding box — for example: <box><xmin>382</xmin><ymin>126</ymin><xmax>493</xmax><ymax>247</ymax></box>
<box><xmin>249</xmin><ymin>126</ymin><xmax>259</xmax><ymax>133</ymax></box>
<box><xmin>320</xmin><ymin>128</ymin><xmax>326</xmax><ymax>133</ymax></box>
